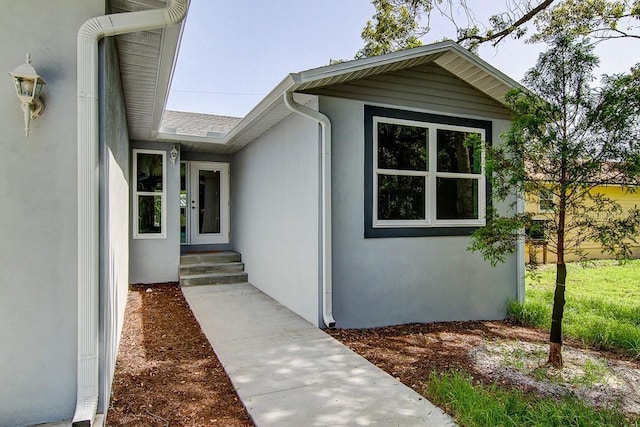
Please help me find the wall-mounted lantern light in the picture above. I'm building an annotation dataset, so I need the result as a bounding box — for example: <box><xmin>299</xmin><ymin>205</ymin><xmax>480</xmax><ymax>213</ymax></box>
<box><xmin>9</xmin><ymin>53</ymin><xmax>46</xmax><ymax>137</ymax></box>
<box><xmin>169</xmin><ymin>145</ymin><xmax>178</xmax><ymax>166</ymax></box>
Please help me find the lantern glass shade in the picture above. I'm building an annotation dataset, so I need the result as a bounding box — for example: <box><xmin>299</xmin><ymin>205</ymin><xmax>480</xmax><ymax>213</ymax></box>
<box><xmin>11</xmin><ymin>75</ymin><xmax>45</xmax><ymax>103</ymax></box>
<box><xmin>9</xmin><ymin>54</ymin><xmax>45</xmax><ymax>104</ymax></box>
<box><xmin>14</xmin><ymin>77</ymin><xmax>36</xmax><ymax>100</ymax></box>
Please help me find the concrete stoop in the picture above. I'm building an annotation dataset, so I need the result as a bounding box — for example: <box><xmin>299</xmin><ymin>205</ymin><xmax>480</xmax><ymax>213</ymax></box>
<box><xmin>179</xmin><ymin>251</ymin><xmax>248</xmax><ymax>286</ymax></box>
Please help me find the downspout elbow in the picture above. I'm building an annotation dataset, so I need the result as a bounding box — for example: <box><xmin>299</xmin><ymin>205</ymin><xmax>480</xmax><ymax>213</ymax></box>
<box><xmin>283</xmin><ymin>92</ymin><xmax>336</xmax><ymax>328</ymax></box>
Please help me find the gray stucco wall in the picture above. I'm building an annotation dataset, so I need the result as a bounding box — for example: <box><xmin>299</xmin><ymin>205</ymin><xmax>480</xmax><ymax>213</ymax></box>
<box><xmin>98</xmin><ymin>36</ymin><xmax>130</xmax><ymax>415</ymax></box>
<box><xmin>231</xmin><ymin>107</ymin><xmax>321</xmax><ymax>326</ymax></box>
<box><xmin>321</xmin><ymin>96</ymin><xmax>518</xmax><ymax>328</ymax></box>
<box><xmin>129</xmin><ymin>141</ymin><xmax>181</xmax><ymax>284</ymax></box>
<box><xmin>0</xmin><ymin>1</ymin><xmax>105</xmax><ymax>425</ymax></box>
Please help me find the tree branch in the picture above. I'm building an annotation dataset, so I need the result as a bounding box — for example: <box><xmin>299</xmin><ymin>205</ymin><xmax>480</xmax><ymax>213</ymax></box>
<box><xmin>457</xmin><ymin>0</ymin><xmax>556</xmax><ymax>47</ymax></box>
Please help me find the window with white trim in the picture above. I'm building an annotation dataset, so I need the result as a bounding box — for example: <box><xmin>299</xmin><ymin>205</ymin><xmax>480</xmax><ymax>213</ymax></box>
<box><xmin>365</xmin><ymin>106</ymin><xmax>491</xmax><ymax>238</ymax></box>
<box><xmin>133</xmin><ymin>149</ymin><xmax>166</xmax><ymax>239</ymax></box>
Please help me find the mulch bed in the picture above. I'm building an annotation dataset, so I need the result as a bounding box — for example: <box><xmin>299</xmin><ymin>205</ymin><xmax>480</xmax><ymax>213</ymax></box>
<box><xmin>106</xmin><ymin>283</ymin><xmax>253</xmax><ymax>426</ymax></box>
<box><xmin>326</xmin><ymin>320</ymin><xmax>531</xmax><ymax>390</ymax></box>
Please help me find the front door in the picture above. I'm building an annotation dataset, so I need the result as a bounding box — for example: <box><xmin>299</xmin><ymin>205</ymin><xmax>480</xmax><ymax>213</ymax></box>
<box><xmin>182</xmin><ymin>161</ymin><xmax>230</xmax><ymax>245</ymax></box>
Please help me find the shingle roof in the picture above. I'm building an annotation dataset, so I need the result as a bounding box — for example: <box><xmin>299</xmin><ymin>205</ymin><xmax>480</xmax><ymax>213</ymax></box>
<box><xmin>160</xmin><ymin>110</ymin><xmax>242</xmax><ymax>137</ymax></box>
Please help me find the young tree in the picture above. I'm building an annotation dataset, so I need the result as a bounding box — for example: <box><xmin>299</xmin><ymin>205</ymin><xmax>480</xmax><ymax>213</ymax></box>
<box><xmin>469</xmin><ymin>35</ymin><xmax>640</xmax><ymax>367</ymax></box>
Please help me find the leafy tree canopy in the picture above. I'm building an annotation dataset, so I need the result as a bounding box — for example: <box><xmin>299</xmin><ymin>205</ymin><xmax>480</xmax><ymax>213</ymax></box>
<box><xmin>359</xmin><ymin>0</ymin><xmax>640</xmax><ymax>54</ymax></box>
<box><xmin>356</xmin><ymin>0</ymin><xmax>425</xmax><ymax>58</ymax></box>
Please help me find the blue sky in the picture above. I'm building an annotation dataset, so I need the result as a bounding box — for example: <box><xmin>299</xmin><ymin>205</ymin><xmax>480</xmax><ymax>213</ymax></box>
<box><xmin>166</xmin><ymin>0</ymin><xmax>640</xmax><ymax>118</ymax></box>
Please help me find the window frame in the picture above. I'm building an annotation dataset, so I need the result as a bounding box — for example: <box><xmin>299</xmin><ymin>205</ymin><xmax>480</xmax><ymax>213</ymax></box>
<box><xmin>365</xmin><ymin>105</ymin><xmax>492</xmax><ymax>238</ymax></box>
<box><xmin>133</xmin><ymin>149</ymin><xmax>167</xmax><ymax>239</ymax></box>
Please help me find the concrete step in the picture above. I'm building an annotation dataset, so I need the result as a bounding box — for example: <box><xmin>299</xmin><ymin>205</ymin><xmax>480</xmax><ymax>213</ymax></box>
<box><xmin>179</xmin><ymin>261</ymin><xmax>245</xmax><ymax>276</ymax></box>
<box><xmin>180</xmin><ymin>271</ymin><xmax>249</xmax><ymax>287</ymax></box>
<box><xmin>180</xmin><ymin>251</ymin><xmax>241</xmax><ymax>265</ymax></box>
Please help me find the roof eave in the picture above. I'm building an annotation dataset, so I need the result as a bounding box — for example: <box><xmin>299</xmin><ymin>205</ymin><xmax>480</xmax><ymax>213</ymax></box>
<box><xmin>149</xmin><ymin>12</ymin><xmax>189</xmax><ymax>140</ymax></box>
<box><xmin>222</xmin><ymin>74</ymin><xmax>299</xmax><ymax>147</ymax></box>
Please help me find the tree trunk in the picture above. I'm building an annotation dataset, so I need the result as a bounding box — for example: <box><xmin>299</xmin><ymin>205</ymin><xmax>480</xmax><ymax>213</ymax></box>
<box><xmin>548</xmin><ymin>263</ymin><xmax>566</xmax><ymax>367</ymax></box>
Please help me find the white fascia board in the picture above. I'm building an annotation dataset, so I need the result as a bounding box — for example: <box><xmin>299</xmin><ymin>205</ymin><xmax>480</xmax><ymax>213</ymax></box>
<box><xmin>157</xmin><ymin>132</ymin><xmax>226</xmax><ymax>144</ymax></box>
<box><xmin>296</xmin><ymin>41</ymin><xmax>455</xmax><ymax>82</ymax></box>
<box><xmin>156</xmin><ymin>132</ymin><xmax>233</xmax><ymax>154</ymax></box>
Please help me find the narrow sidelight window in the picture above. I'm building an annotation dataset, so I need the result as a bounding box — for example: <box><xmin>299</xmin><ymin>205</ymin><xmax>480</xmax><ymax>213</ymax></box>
<box><xmin>134</xmin><ymin>149</ymin><xmax>166</xmax><ymax>238</ymax></box>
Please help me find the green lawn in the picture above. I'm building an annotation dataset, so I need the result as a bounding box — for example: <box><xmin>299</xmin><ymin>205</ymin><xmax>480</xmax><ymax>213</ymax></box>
<box><xmin>509</xmin><ymin>259</ymin><xmax>640</xmax><ymax>357</ymax></box>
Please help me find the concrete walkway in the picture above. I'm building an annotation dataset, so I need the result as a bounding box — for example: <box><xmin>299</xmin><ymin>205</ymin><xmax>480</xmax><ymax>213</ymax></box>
<box><xmin>182</xmin><ymin>283</ymin><xmax>456</xmax><ymax>426</ymax></box>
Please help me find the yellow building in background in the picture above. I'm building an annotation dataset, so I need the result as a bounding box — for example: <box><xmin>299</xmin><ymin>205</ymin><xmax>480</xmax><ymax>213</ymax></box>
<box><xmin>525</xmin><ymin>185</ymin><xmax>640</xmax><ymax>263</ymax></box>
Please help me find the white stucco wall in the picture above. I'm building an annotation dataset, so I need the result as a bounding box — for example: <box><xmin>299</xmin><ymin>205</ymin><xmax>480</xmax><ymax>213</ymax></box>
<box><xmin>0</xmin><ymin>1</ymin><xmax>105</xmax><ymax>425</ymax></box>
<box><xmin>322</xmin><ymin>96</ymin><xmax>518</xmax><ymax>328</ymax></box>
<box><xmin>98</xmin><ymin>36</ymin><xmax>130</xmax><ymax>415</ymax></box>
<box><xmin>231</xmin><ymin>105</ymin><xmax>321</xmax><ymax>326</ymax></box>
<box><xmin>129</xmin><ymin>141</ymin><xmax>181</xmax><ymax>284</ymax></box>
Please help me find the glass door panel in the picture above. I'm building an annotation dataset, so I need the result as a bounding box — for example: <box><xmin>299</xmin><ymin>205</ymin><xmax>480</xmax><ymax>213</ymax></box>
<box><xmin>198</xmin><ymin>170</ymin><xmax>221</xmax><ymax>234</ymax></box>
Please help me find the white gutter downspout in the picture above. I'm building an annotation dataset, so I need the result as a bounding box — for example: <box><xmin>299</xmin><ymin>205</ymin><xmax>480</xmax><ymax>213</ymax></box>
<box><xmin>283</xmin><ymin>91</ymin><xmax>336</xmax><ymax>328</ymax></box>
<box><xmin>75</xmin><ymin>1</ymin><xmax>188</xmax><ymax>425</ymax></box>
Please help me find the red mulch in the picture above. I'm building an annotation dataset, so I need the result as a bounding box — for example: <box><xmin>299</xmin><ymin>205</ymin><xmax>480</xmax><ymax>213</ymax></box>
<box><xmin>106</xmin><ymin>283</ymin><xmax>253</xmax><ymax>426</ymax></box>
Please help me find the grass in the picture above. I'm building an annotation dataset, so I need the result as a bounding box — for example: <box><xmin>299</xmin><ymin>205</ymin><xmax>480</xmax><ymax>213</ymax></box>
<box><xmin>426</xmin><ymin>371</ymin><xmax>635</xmax><ymax>427</ymax></box>
<box><xmin>508</xmin><ymin>259</ymin><xmax>640</xmax><ymax>357</ymax></box>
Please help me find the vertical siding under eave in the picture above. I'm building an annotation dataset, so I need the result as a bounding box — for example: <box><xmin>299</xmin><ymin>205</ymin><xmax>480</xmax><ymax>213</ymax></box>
<box><xmin>304</xmin><ymin>63</ymin><xmax>511</xmax><ymax>120</ymax></box>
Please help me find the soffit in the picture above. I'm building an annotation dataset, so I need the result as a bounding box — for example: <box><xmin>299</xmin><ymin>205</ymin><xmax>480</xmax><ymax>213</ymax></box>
<box><xmin>109</xmin><ymin>0</ymin><xmax>184</xmax><ymax>141</ymax></box>
<box><xmin>433</xmin><ymin>51</ymin><xmax>513</xmax><ymax>104</ymax></box>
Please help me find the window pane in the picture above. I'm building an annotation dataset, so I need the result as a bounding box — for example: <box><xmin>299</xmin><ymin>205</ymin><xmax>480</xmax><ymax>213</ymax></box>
<box><xmin>137</xmin><ymin>153</ymin><xmax>163</xmax><ymax>192</ymax></box>
<box><xmin>199</xmin><ymin>170</ymin><xmax>221</xmax><ymax>234</ymax></box>
<box><xmin>377</xmin><ymin>123</ymin><xmax>427</xmax><ymax>171</ymax></box>
<box><xmin>436</xmin><ymin>129</ymin><xmax>481</xmax><ymax>173</ymax></box>
<box><xmin>138</xmin><ymin>195</ymin><xmax>162</xmax><ymax>233</ymax></box>
<box><xmin>436</xmin><ymin>178</ymin><xmax>479</xmax><ymax>220</ymax></box>
<box><xmin>378</xmin><ymin>175</ymin><xmax>425</xmax><ymax>220</ymax></box>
